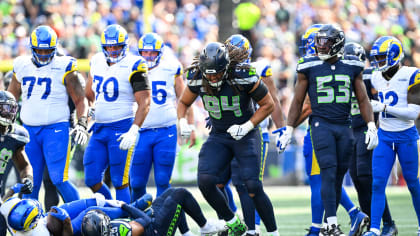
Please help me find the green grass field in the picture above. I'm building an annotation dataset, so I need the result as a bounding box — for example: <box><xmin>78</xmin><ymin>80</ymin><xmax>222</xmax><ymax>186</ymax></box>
<box><xmin>10</xmin><ymin>185</ymin><xmax>418</xmax><ymax>235</ymax></box>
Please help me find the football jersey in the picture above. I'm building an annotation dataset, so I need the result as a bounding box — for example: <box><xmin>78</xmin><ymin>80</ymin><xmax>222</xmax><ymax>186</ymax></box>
<box><xmin>0</xmin><ymin>197</ymin><xmax>50</xmax><ymax>236</ymax></box>
<box><xmin>13</xmin><ymin>55</ymin><xmax>77</xmax><ymax>126</ymax></box>
<box><xmin>371</xmin><ymin>66</ymin><xmax>419</xmax><ymax>132</ymax></box>
<box><xmin>187</xmin><ymin>65</ymin><xmax>262</xmax><ymax>133</ymax></box>
<box><xmin>0</xmin><ymin>124</ymin><xmax>29</xmax><ymax>182</ymax></box>
<box><xmin>141</xmin><ymin>56</ymin><xmax>182</xmax><ymax>128</ymax></box>
<box><xmin>297</xmin><ymin>55</ymin><xmax>364</xmax><ymax>124</ymax></box>
<box><xmin>90</xmin><ymin>53</ymin><xmax>148</xmax><ymax>123</ymax></box>
<box><xmin>351</xmin><ymin>67</ymin><xmax>375</xmax><ymax>129</ymax></box>
<box><xmin>251</xmin><ymin>60</ymin><xmax>272</xmax><ymax>133</ymax></box>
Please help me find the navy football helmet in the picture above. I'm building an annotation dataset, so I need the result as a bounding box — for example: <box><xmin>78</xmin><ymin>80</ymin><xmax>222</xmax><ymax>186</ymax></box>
<box><xmin>81</xmin><ymin>209</ymin><xmax>111</xmax><ymax>236</ymax></box>
<box><xmin>315</xmin><ymin>24</ymin><xmax>345</xmax><ymax>60</ymax></box>
<box><xmin>199</xmin><ymin>42</ymin><xmax>230</xmax><ymax>88</ymax></box>
<box><xmin>343</xmin><ymin>42</ymin><xmax>366</xmax><ymax>62</ymax></box>
<box><xmin>0</xmin><ymin>91</ymin><xmax>18</xmax><ymax>127</ymax></box>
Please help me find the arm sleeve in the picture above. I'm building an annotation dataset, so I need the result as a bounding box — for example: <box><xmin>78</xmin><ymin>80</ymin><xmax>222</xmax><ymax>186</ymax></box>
<box><xmin>385</xmin><ymin>104</ymin><xmax>420</xmax><ymax>120</ymax></box>
<box><xmin>130</xmin><ymin>72</ymin><xmax>150</xmax><ymax>92</ymax></box>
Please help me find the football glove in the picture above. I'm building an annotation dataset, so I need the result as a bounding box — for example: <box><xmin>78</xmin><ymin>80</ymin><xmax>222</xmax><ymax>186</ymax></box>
<box><xmin>11</xmin><ymin>183</ymin><xmax>24</xmax><ymax>194</ymax></box>
<box><xmin>105</xmin><ymin>199</ymin><xmax>124</xmax><ymax>208</ymax></box>
<box><xmin>93</xmin><ymin>192</ymin><xmax>106</xmax><ymax>207</ymax></box>
<box><xmin>227</xmin><ymin>120</ymin><xmax>254</xmax><ymax>140</ymax></box>
<box><xmin>370</xmin><ymin>100</ymin><xmax>386</xmax><ymax>113</ymax></box>
<box><xmin>365</xmin><ymin>122</ymin><xmax>378</xmax><ymax>150</ymax></box>
<box><xmin>70</xmin><ymin>116</ymin><xmax>88</xmax><ymax>145</ymax></box>
<box><xmin>20</xmin><ymin>178</ymin><xmax>33</xmax><ymax>194</ymax></box>
<box><xmin>272</xmin><ymin>126</ymin><xmax>293</xmax><ymax>153</ymax></box>
<box><xmin>178</xmin><ymin>118</ymin><xmax>193</xmax><ymax>139</ymax></box>
<box><xmin>117</xmin><ymin>124</ymin><xmax>139</xmax><ymax>150</ymax></box>
<box><xmin>205</xmin><ymin>116</ymin><xmax>212</xmax><ymax>130</ymax></box>
<box><xmin>49</xmin><ymin>206</ymin><xmax>70</xmax><ymax>221</ymax></box>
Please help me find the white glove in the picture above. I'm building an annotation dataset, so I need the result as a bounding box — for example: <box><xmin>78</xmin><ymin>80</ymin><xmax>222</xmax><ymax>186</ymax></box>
<box><xmin>117</xmin><ymin>124</ymin><xmax>139</xmax><ymax>150</ymax></box>
<box><xmin>105</xmin><ymin>199</ymin><xmax>124</xmax><ymax>208</ymax></box>
<box><xmin>274</xmin><ymin>126</ymin><xmax>293</xmax><ymax>153</ymax></box>
<box><xmin>365</xmin><ymin>122</ymin><xmax>378</xmax><ymax>150</ymax></box>
<box><xmin>70</xmin><ymin>124</ymin><xmax>88</xmax><ymax>145</ymax></box>
<box><xmin>227</xmin><ymin>120</ymin><xmax>254</xmax><ymax>140</ymax></box>
<box><xmin>370</xmin><ymin>100</ymin><xmax>386</xmax><ymax>113</ymax></box>
<box><xmin>93</xmin><ymin>192</ymin><xmax>106</xmax><ymax>207</ymax></box>
<box><xmin>178</xmin><ymin>118</ymin><xmax>193</xmax><ymax>139</ymax></box>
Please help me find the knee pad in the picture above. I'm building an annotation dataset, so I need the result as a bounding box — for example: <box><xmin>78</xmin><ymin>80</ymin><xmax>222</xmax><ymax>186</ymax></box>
<box><xmin>234</xmin><ymin>184</ymin><xmax>248</xmax><ymax>195</ymax></box>
<box><xmin>320</xmin><ymin>167</ymin><xmax>336</xmax><ymax>182</ymax></box>
<box><xmin>155</xmin><ymin>173</ymin><xmax>170</xmax><ymax>188</ymax></box>
<box><xmin>406</xmin><ymin>178</ymin><xmax>420</xmax><ymax>192</ymax></box>
<box><xmin>372</xmin><ymin>177</ymin><xmax>387</xmax><ymax>193</ymax></box>
<box><xmin>244</xmin><ymin>180</ymin><xmax>263</xmax><ymax>196</ymax></box>
<box><xmin>198</xmin><ymin>174</ymin><xmax>217</xmax><ymax>192</ymax></box>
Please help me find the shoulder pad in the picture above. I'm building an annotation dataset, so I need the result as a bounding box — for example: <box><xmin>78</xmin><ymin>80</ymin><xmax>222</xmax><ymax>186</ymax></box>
<box><xmin>343</xmin><ymin>55</ymin><xmax>360</xmax><ymax>61</ymax></box>
<box><xmin>132</xmin><ymin>58</ymin><xmax>148</xmax><ymax>73</ymax></box>
<box><xmin>233</xmin><ymin>65</ymin><xmax>257</xmax><ymax>78</ymax></box>
<box><xmin>186</xmin><ymin>68</ymin><xmax>203</xmax><ymax>87</ymax></box>
<box><xmin>9</xmin><ymin>124</ymin><xmax>30</xmax><ymax>144</ymax></box>
<box><xmin>297</xmin><ymin>56</ymin><xmax>323</xmax><ymax>71</ymax></box>
<box><xmin>65</xmin><ymin>57</ymin><xmax>78</xmax><ymax>73</ymax></box>
<box><xmin>341</xmin><ymin>57</ymin><xmax>365</xmax><ymax>68</ymax></box>
<box><xmin>261</xmin><ymin>64</ymin><xmax>272</xmax><ymax>77</ymax></box>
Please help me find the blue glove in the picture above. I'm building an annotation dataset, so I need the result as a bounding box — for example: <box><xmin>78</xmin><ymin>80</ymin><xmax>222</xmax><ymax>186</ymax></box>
<box><xmin>11</xmin><ymin>183</ymin><xmax>24</xmax><ymax>194</ymax></box>
<box><xmin>205</xmin><ymin>117</ymin><xmax>212</xmax><ymax>130</ymax></box>
<box><xmin>49</xmin><ymin>206</ymin><xmax>70</xmax><ymax>221</ymax></box>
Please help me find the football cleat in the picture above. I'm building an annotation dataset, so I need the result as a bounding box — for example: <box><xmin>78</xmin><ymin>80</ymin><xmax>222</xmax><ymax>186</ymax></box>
<box><xmin>200</xmin><ymin>219</ymin><xmax>226</xmax><ymax>236</ymax></box>
<box><xmin>380</xmin><ymin>220</ymin><xmax>398</xmax><ymax>236</ymax></box>
<box><xmin>328</xmin><ymin>224</ymin><xmax>345</xmax><ymax>236</ymax></box>
<box><xmin>349</xmin><ymin>208</ymin><xmax>370</xmax><ymax>236</ymax></box>
<box><xmin>305</xmin><ymin>226</ymin><xmax>321</xmax><ymax>236</ymax></box>
<box><xmin>226</xmin><ymin>217</ymin><xmax>247</xmax><ymax>236</ymax></box>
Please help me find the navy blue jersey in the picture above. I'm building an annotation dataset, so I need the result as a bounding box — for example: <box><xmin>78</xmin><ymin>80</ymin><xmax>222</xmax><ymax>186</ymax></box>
<box><xmin>187</xmin><ymin>66</ymin><xmax>263</xmax><ymax>133</ymax></box>
<box><xmin>0</xmin><ymin>124</ymin><xmax>29</xmax><ymax>177</ymax></box>
<box><xmin>297</xmin><ymin>55</ymin><xmax>364</xmax><ymax>124</ymax></box>
<box><xmin>351</xmin><ymin>67</ymin><xmax>376</xmax><ymax>129</ymax></box>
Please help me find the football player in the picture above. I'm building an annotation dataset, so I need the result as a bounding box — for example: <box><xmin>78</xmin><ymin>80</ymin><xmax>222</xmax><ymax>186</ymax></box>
<box><xmin>7</xmin><ymin>25</ymin><xmax>87</xmax><ymax>202</ymax></box>
<box><xmin>214</xmin><ymin>34</ymin><xmax>284</xmax><ymax>236</ymax></box>
<box><xmin>84</xmin><ymin>24</ymin><xmax>151</xmax><ymax>203</ymax></box>
<box><xmin>80</xmin><ymin>188</ymin><xmax>224</xmax><ymax>236</ymax></box>
<box><xmin>131</xmin><ymin>32</ymin><xmax>195</xmax><ymax>199</ymax></box>
<box><xmin>290</xmin><ymin>25</ymin><xmax>370</xmax><ymax>236</ymax></box>
<box><xmin>362</xmin><ymin>36</ymin><xmax>420</xmax><ymax>236</ymax></box>
<box><xmin>278</xmin><ymin>24</ymin><xmax>377</xmax><ymax>235</ymax></box>
<box><xmin>345</xmin><ymin>42</ymin><xmax>397</xmax><ymax>236</ymax></box>
<box><xmin>178</xmin><ymin>42</ymin><xmax>279</xmax><ymax>235</ymax></box>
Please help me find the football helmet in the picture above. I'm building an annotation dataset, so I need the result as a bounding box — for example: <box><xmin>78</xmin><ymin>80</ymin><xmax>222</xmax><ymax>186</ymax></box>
<box><xmin>138</xmin><ymin>32</ymin><xmax>164</xmax><ymax>69</ymax></box>
<box><xmin>315</xmin><ymin>24</ymin><xmax>345</xmax><ymax>60</ymax></box>
<box><xmin>30</xmin><ymin>25</ymin><xmax>57</xmax><ymax>67</ymax></box>
<box><xmin>101</xmin><ymin>24</ymin><xmax>128</xmax><ymax>63</ymax></box>
<box><xmin>199</xmin><ymin>42</ymin><xmax>230</xmax><ymax>88</ymax></box>
<box><xmin>81</xmin><ymin>209</ymin><xmax>111</xmax><ymax>236</ymax></box>
<box><xmin>300</xmin><ymin>24</ymin><xmax>323</xmax><ymax>56</ymax></box>
<box><xmin>8</xmin><ymin>199</ymin><xmax>44</xmax><ymax>232</ymax></box>
<box><xmin>225</xmin><ymin>34</ymin><xmax>252</xmax><ymax>62</ymax></box>
<box><xmin>343</xmin><ymin>42</ymin><xmax>366</xmax><ymax>62</ymax></box>
<box><xmin>370</xmin><ymin>36</ymin><xmax>403</xmax><ymax>72</ymax></box>
<box><xmin>0</xmin><ymin>91</ymin><xmax>18</xmax><ymax>127</ymax></box>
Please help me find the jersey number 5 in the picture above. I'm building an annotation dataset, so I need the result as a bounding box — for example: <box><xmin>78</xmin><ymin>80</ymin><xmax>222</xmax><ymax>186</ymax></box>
<box><xmin>203</xmin><ymin>95</ymin><xmax>242</xmax><ymax>119</ymax></box>
<box><xmin>152</xmin><ymin>81</ymin><xmax>167</xmax><ymax>104</ymax></box>
<box><xmin>316</xmin><ymin>75</ymin><xmax>350</xmax><ymax>103</ymax></box>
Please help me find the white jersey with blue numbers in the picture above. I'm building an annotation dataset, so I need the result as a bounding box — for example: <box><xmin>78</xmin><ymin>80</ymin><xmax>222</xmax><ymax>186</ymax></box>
<box><xmin>90</xmin><ymin>53</ymin><xmax>147</xmax><ymax>123</ymax></box>
<box><xmin>141</xmin><ymin>56</ymin><xmax>182</xmax><ymax>128</ymax></box>
<box><xmin>371</xmin><ymin>66</ymin><xmax>418</xmax><ymax>132</ymax></box>
<box><xmin>0</xmin><ymin>197</ymin><xmax>50</xmax><ymax>235</ymax></box>
<box><xmin>251</xmin><ymin>60</ymin><xmax>272</xmax><ymax>133</ymax></box>
<box><xmin>13</xmin><ymin>55</ymin><xmax>76</xmax><ymax>126</ymax></box>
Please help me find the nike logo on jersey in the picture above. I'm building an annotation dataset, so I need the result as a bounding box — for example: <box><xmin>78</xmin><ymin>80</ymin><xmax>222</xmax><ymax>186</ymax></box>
<box><xmin>54</xmin><ymin>130</ymin><xmax>62</xmax><ymax>133</ymax></box>
<box><xmin>168</xmin><ymin>134</ymin><xmax>174</xmax><ymax>138</ymax></box>
<box><xmin>52</xmin><ymin>67</ymin><xmax>61</xmax><ymax>70</ymax></box>
<box><xmin>119</xmin><ymin>65</ymin><xmax>128</xmax><ymax>68</ymax></box>
<box><xmin>398</xmin><ymin>79</ymin><xmax>407</xmax><ymax>81</ymax></box>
